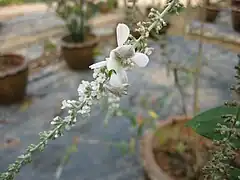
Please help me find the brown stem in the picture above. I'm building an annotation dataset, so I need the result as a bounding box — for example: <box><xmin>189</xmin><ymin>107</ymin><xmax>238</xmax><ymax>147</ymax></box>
<box><xmin>173</xmin><ymin>68</ymin><xmax>187</xmax><ymax>116</ymax></box>
<box><xmin>192</xmin><ymin>0</ymin><xmax>207</xmax><ymax>171</ymax></box>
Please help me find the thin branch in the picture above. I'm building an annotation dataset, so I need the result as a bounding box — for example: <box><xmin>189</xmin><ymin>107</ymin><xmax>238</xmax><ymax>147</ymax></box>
<box><xmin>173</xmin><ymin>68</ymin><xmax>187</xmax><ymax>116</ymax></box>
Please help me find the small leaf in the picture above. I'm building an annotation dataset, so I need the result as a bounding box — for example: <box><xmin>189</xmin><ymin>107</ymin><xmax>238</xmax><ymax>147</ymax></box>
<box><xmin>137</xmin><ymin>123</ymin><xmax>144</xmax><ymax>136</ymax></box>
<box><xmin>108</xmin><ymin>69</ymin><xmax>117</xmax><ymax>77</ymax></box>
<box><xmin>229</xmin><ymin>167</ymin><xmax>240</xmax><ymax>179</ymax></box>
<box><xmin>44</xmin><ymin>41</ymin><xmax>56</xmax><ymax>52</ymax></box>
<box><xmin>93</xmin><ymin>47</ymin><xmax>101</xmax><ymax>56</ymax></box>
<box><xmin>19</xmin><ymin>97</ymin><xmax>33</xmax><ymax>112</ymax></box>
<box><xmin>148</xmin><ymin>110</ymin><xmax>159</xmax><ymax>119</ymax></box>
<box><xmin>136</xmin><ymin>113</ymin><xmax>143</xmax><ymax>126</ymax></box>
<box><xmin>115</xmin><ymin>141</ymin><xmax>129</xmax><ymax>154</ymax></box>
<box><xmin>120</xmin><ymin>109</ymin><xmax>137</xmax><ymax>127</ymax></box>
<box><xmin>129</xmin><ymin>138</ymin><xmax>136</xmax><ymax>154</ymax></box>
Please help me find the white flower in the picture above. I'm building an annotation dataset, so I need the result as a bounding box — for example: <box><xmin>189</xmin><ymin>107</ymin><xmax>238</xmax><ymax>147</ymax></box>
<box><xmin>61</xmin><ymin>100</ymin><xmax>72</xmax><ymax>109</ymax></box>
<box><xmin>89</xmin><ymin>23</ymin><xmax>150</xmax><ymax>89</ymax></box>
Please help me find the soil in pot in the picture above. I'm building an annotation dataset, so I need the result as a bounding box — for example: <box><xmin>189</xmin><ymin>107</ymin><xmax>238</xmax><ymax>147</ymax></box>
<box><xmin>61</xmin><ymin>34</ymin><xmax>99</xmax><ymax>70</ymax></box>
<box><xmin>152</xmin><ymin>118</ymin><xmax>213</xmax><ymax>180</ymax></box>
<box><xmin>232</xmin><ymin>10</ymin><xmax>240</xmax><ymax>32</ymax></box>
<box><xmin>202</xmin><ymin>6</ymin><xmax>220</xmax><ymax>23</ymax></box>
<box><xmin>0</xmin><ymin>54</ymin><xmax>28</xmax><ymax>104</ymax></box>
<box><xmin>231</xmin><ymin>0</ymin><xmax>240</xmax><ymax>32</ymax></box>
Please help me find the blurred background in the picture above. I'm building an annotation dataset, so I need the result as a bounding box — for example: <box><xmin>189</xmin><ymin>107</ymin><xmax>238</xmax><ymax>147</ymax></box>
<box><xmin>0</xmin><ymin>0</ymin><xmax>240</xmax><ymax>180</ymax></box>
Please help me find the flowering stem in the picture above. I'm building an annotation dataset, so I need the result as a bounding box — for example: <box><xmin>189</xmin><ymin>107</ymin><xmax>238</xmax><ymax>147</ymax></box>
<box><xmin>136</xmin><ymin>0</ymin><xmax>177</xmax><ymax>43</ymax></box>
<box><xmin>0</xmin><ymin>1</ymin><xmax>179</xmax><ymax>179</ymax></box>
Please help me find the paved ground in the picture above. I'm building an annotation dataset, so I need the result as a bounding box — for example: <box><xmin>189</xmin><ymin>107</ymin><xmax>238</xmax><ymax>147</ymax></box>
<box><xmin>0</xmin><ymin>5</ymin><xmax>239</xmax><ymax>180</ymax></box>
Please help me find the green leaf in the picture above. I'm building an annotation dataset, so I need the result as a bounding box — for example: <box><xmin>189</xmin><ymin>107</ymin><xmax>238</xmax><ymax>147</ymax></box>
<box><xmin>229</xmin><ymin>167</ymin><xmax>240</xmax><ymax>180</ymax></box>
<box><xmin>108</xmin><ymin>69</ymin><xmax>116</xmax><ymax>77</ymax></box>
<box><xmin>137</xmin><ymin>124</ymin><xmax>144</xmax><ymax>136</ymax></box>
<box><xmin>186</xmin><ymin>105</ymin><xmax>240</xmax><ymax>147</ymax></box>
<box><xmin>126</xmin><ymin>113</ymin><xmax>137</xmax><ymax>127</ymax></box>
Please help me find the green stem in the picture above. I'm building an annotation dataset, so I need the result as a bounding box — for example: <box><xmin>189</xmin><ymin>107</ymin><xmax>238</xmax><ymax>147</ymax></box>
<box><xmin>79</xmin><ymin>0</ymin><xmax>85</xmax><ymax>42</ymax></box>
<box><xmin>135</xmin><ymin>0</ymin><xmax>177</xmax><ymax>44</ymax></box>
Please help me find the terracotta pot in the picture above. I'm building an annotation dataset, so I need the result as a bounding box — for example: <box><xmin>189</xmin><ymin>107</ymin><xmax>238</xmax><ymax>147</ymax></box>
<box><xmin>61</xmin><ymin>34</ymin><xmax>99</xmax><ymax>70</ymax></box>
<box><xmin>231</xmin><ymin>0</ymin><xmax>240</xmax><ymax>32</ymax></box>
<box><xmin>99</xmin><ymin>3</ymin><xmax>110</xmax><ymax>14</ymax></box>
<box><xmin>0</xmin><ymin>54</ymin><xmax>28</xmax><ymax>105</ymax></box>
<box><xmin>140</xmin><ymin>115</ymin><xmax>193</xmax><ymax>180</ymax></box>
<box><xmin>232</xmin><ymin>0</ymin><xmax>240</xmax><ymax>6</ymax></box>
<box><xmin>204</xmin><ymin>6</ymin><xmax>220</xmax><ymax>23</ymax></box>
<box><xmin>232</xmin><ymin>10</ymin><xmax>240</xmax><ymax>32</ymax></box>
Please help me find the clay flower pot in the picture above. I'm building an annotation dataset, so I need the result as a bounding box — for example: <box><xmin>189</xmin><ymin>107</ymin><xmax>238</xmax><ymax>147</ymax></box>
<box><xmin>61</xmin><ymin>34</ymin><xmax>99</xmax><ymax>70</ymax></box>
<box><xmin>99</xmin><ymin>2</ymin><xmax>110</xmax><ymax>14</ymax></box>
<box><xmin>0</xmin><ymin>54</ymin><xmax>28</xmax><ymax>105</ymax></box>
<box><xmin>140</xmin><ymin>116</ymin><xmax>195</xmax><ymax>180</ymax></box>
<box><xmin>232</xmin><ymin>10</ymin><xmax>240</xmax><ymax>32</ymax></box>
<box><xmin>231</xmin><ymin>0</ymin><xmax>240</xmax><ymax>32</ymax></box>
<box><xmin>204</xmin><ymin>6</ymin><xmax>220</xmax><ymax>23</ymax></box>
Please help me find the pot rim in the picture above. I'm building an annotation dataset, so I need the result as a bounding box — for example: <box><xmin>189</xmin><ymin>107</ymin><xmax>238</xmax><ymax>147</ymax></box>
<box><xmin>0</xmin><ymin>53</ymin><xmax>28</xmax><ymax>78</ymax></box>
<box><xmin>140</xmin><ymin>115</ymin><xmax>192</xmax><ymax>180</ymax></box>
<box><xmin>61</xmin><ymin>34</ymin><xmax>100</xmax><ymax>49</ymax></box>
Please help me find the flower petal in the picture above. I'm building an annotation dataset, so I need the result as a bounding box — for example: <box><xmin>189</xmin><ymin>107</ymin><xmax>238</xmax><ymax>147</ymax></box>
<box><xmin>116</xmin><ymin>23</ymin><xmax>130</xmax><ymax>47</ymax></box>
<box><xmin>109</xmin><ymin>73</ymin><xmax>123</xmax><ymax>88</ymax></box>
<box><xmin>109</xmin><ymin>69</ymin><xmax>128</xmax><ymax>88</ymax></box>
<box><xmin>107</xmin><ymin>56</ymin><xmax>121</xmax><ymax>72</ymax></box>
<box><xmin>131</xmin><ymin>52</ymin><xmax>149</xmax><ymax>67</ymax></box>
<box><xmin>89</xmin><ymin>61</ymin><xmax>107</xmax><ymax>69</ymax></box>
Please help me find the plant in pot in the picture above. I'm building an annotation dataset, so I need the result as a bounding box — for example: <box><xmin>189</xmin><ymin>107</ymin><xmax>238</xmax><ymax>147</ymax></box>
<box><xmin>55</xmin><ymin>0</ymin><xmax>99</xmax><ymax>70</ymax></box>
<box><xmin>0</xmin><ymin>53</ymin><xmax>28</xmax><ymax>105</ymax></box>
<box><xmin>97</xmin><ymin>0</ymin><xmax>118</xmax><ymax>14</ymax></box>
<box><xmin>231</xmin><ymin>0</ymin><xmax>240</xmax><ymax>32</ymax></box>
<box><xmin>185</xmin><ymin>55</ymin><xmax>240</xmax><ymax>179</ymax></box>
<box><xmin>201</xmin><ymin>0</ymin><xmax>220</xmax><ymax>23</ymax></box>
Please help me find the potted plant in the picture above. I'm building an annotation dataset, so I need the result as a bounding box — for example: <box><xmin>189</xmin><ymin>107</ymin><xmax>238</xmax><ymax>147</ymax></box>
<box><xmin>141</xmin><ymin>116</ymin><xmax>214</xmax><ymax>180</ymax></box>
<box><xmin>55</xmin><ymin>0</ymin><xmax>99</xmax><ymax>70</ymax></box>
<box><xmin>202</xmin><ymin>0</ymin><xmax>220</xmax><ymax>23</ymax></box>
<box><xmin>231</xmin><ymin>0</ymin><xmax>240</xmax><ymax>32</ymax></box>
<box><xmin>97</xmin><ymin>0</ymin><xmax>118</xmax><ymax>14</ymax></box>
<box><xmin>0</xmin><ymin>53</ymin><xmax>28</xmax><ymax>104</ymax></box>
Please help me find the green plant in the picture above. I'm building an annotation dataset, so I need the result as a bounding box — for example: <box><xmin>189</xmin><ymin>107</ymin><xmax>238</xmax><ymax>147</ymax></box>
<box><xmin>97</xmin><ymin>0</ymin><xmax>117</xmax><ymax>9</ymax></box>
<box><xmin>0</xmin><ymin>0</ymin><xmax>23</xmax><ymax>6</ymax></box>
<box><xmin>54</xmin><ymin>0</ymin><xmax>98</xmax><ymax>42</ymax></box>
<box><xmin>186</xmin><ymin>54</ymin><xmax>240</xmax><ymax>179</ymax></box>
<box><xmin>106</xmin><ymin>0</ymin><xmax>117</xmax><ymax>9</ymax></box>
